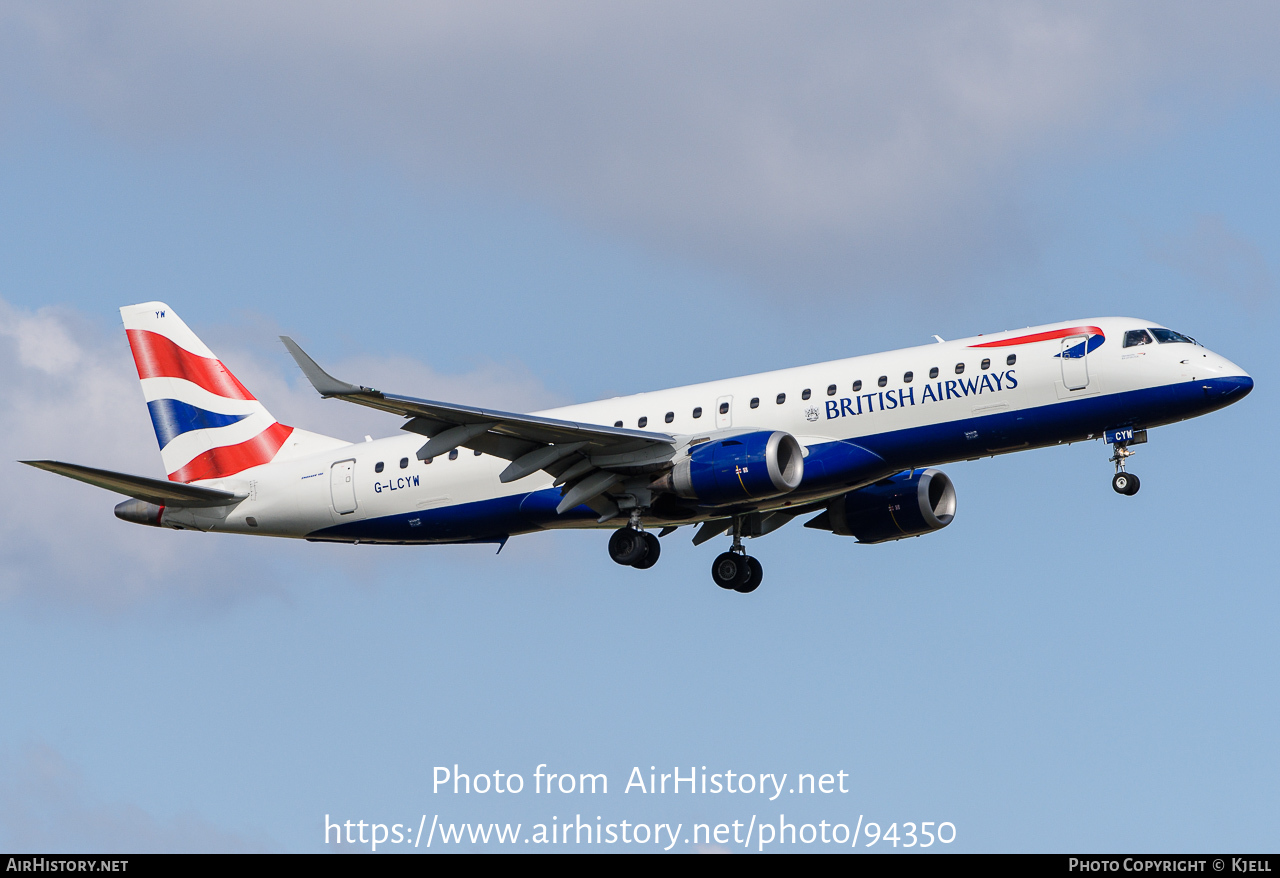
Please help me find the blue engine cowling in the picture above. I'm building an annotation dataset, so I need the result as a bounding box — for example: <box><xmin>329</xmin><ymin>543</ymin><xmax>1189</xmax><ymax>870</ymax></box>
<box><xmin>820</xmin><ymin>468</ymin><xmax>956</xmax><ymax>543</ymax></box>
<box><xmin>671</xmin><ymin>431</ymin><xmax>805</xmax><ymax>506</ymax></box>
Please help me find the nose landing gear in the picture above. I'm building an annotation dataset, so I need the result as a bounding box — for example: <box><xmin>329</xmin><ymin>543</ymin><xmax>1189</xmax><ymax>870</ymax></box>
<box><xmin>711</xmin><ymin>516</ymin><xmax>763</xmax><ymax>593</ymax></box>
<box><xmin>1107</xmin><ymin>428</ymin><xmax>1146</xmax><ymax>495</ymax></box>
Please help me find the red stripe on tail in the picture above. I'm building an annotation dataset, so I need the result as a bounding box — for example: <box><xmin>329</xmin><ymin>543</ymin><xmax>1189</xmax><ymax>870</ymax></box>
<box><xmin>168</xmin><ymin>423</ymin><xmax>293</xmax><ymax>483</ymax></box>
<box><xmin>126</xmin><ymin>329</ymin><xmax>257</xmax><ymax>400</ymax></box>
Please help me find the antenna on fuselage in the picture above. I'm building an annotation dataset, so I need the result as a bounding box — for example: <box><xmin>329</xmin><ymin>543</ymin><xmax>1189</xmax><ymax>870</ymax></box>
<box><xmin>932</xmin><ymin>335</ymin><xmax>945</xmax><ymax>343</ymax></box>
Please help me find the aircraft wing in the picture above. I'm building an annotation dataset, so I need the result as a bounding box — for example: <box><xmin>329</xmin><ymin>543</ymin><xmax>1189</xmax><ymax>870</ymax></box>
<box><xmin>281</xmin><ymin>337</ymin><xmax>679</xmax><ymax>502</ymax></box>
<box><xmin>20</xmin><ymin>460</ymin><xmax>247</xmax><ymax>507</ymax></box>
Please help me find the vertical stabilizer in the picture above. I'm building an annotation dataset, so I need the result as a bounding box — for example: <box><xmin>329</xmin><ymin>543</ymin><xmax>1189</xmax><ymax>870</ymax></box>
<box><xmin>121</xmin><ymin>302</ymin><xmax>294</xmax><ymax>483</ymax></box>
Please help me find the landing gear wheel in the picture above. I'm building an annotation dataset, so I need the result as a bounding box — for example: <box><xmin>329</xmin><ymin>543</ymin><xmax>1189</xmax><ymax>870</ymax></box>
<box><xmin>631</xmin><ymin>532</ymin><xmax>661</xmax><ymax>569</ymax></box>
<box><xmin>609</xmin><ymin>527</ymin><xmax>648</xmax><ymax>566</ymax></box>
<box><xmin>735</xmin><ymin>556</ymin><xmax>763</xmax><ymax>593</ymax></box>
<box><xmin>1112</xmin><ymin>472</ymin><xmax>1140</xmax><ymax>496</ymax></box>
<box><xmin>712</xmin><ymin>552</ymin><xmax>748</xmax><ymax>590</ymax></box>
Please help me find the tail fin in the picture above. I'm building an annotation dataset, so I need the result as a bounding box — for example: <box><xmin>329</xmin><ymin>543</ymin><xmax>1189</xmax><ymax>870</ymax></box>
<box><xmin>121</xmin><ymin>302</ymin><xmax>302</xmax><ymax>483</ymax></box>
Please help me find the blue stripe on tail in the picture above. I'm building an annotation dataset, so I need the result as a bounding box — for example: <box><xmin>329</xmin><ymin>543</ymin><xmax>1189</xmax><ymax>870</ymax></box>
<box><xmin>146</xmin><ymin>398</ymin><xmax>250</xmax><ymax>449</ymax></box>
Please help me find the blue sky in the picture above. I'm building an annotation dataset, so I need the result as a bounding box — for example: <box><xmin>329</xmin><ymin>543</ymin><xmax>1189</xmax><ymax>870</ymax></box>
<box><xmin>0</xmin><ymin>3</ymin><xmax>1276</xmax><ymax>852</ymax></box>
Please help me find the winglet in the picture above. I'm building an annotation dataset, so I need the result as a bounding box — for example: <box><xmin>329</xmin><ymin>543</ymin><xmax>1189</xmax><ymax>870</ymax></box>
<box><xmin>279</xmin><ymin>336</ymin><xmax>379</xmax><ymax>398</ymax></box>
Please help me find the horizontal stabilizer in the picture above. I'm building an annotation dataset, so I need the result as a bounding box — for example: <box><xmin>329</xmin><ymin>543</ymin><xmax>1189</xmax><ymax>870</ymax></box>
<box><xmin>20</xmin><ymin>460</ymin><xmax>246</xmax><ymax>508</ymax></box>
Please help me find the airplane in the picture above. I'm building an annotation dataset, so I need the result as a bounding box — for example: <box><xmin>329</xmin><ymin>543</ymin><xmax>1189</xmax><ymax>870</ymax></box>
<box><xmin>23</xmin><ymin>302</ymin><xmax>1253</xmax><ymax>593</ymax></box>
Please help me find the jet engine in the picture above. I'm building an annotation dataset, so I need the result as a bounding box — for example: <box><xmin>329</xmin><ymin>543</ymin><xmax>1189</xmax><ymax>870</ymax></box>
<box><xmin>664</xmin><ymin>431</ymin><xmax>805</xmax><ymax>506</ymax></box>
<box><xmin>810</xmin><ymin>468</ymin><xmax>956</xmax><ymax>543</ymax></box>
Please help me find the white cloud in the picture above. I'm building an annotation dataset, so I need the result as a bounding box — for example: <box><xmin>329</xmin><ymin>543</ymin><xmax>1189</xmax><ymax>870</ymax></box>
<box><xmin>5</xmin><ymin>2</ymin><xmax>1280</xmax><ymax>295</ymax></box>
<box><xmin>0</xmin><ymin>308</ymin><xmax>83</xmax><ymax>375</ymax></box>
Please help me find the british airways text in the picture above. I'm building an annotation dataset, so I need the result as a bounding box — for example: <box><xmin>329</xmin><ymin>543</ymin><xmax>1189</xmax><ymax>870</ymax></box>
<box><xmin>825</xmin><ymin>370</ymin><xmax>1018</xmax><ymax>420</ymax></box>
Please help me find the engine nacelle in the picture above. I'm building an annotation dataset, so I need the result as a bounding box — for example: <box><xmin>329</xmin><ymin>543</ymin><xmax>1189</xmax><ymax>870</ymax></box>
<box><xmin>670</xmin><ymin>431</ymin><xmax>805</xmax><ymax>506</ymax></box>
<box><xmin>822</xmin><ymin>468</ymin><xmax>956</xmax><ymax>543</ymax></box>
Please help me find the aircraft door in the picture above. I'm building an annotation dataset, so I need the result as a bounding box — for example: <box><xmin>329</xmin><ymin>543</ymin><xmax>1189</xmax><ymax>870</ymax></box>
<box><xmin>716</xmin><ymin>395</ymin><xmax>733</xmax><ymax>429</ymax></box>
<box><xmin>1060</xmin><ymin>335</ymin><xmax>1089</xmax><ymax>391</ymax></box>
<box><xmin>330</xmin><ymin>459</ymin><xmax>357</xmax><ymax>514</ymax></box>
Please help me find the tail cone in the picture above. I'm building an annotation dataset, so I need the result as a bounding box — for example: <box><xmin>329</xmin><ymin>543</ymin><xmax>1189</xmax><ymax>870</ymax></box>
<box><xmin>114</xmin><ymin>498</ymin><xmax>163</xmax><ymax>527</ymax></box>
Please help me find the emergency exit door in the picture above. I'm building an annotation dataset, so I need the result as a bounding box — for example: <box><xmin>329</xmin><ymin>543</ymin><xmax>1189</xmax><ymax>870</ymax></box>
<box><xmin>715</xmin><ymin>395</ymin><xmax>733</xmax><ymax>429</ymax></box>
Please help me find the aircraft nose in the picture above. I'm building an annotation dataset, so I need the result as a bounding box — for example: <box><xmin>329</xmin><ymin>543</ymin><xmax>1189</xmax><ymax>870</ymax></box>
<box><xmin>1201</xmin><ymin>374</ymin><xmax>1253</xmax><ymax>405</ymax></box>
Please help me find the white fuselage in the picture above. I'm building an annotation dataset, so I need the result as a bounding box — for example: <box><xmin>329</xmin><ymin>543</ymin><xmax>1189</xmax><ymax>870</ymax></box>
<box><xmin>158</xmin><ymin>317</ymin><xmax>1251</xmax><ymax>542</ymax></box>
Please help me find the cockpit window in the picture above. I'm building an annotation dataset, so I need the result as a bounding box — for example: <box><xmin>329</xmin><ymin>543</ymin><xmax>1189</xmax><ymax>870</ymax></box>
<box><xmin>1123</xmin><ymin>329</ymin><xmax>1153</xmax><ymax>348</ymax></box>
<box><xmin>1150</xmin><ymin>328</ymin><xmax>1195</xmax><ymax>345</ymax></box>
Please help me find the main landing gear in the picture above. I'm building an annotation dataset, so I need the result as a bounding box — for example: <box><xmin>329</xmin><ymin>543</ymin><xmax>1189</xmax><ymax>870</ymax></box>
<box><xmin>711</xmin><ymin>517</ymin><xmax>763</xmax><ymax>594</ymax></box>
<box><xmin>607</xmin><ymin>513</ymin><xmax>764</xmax><ymax>594</ymax></box>
<box><xmin>608</xmin><ymin>520</ymin><xmax>661</xmax><ymax>570</ymax></box>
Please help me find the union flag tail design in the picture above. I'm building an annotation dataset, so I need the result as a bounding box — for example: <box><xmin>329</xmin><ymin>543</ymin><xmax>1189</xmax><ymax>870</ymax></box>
<box><xmin>121</xmin><ymin>302</ymin><xmax>294</xmax><ymax>483</ymax></box>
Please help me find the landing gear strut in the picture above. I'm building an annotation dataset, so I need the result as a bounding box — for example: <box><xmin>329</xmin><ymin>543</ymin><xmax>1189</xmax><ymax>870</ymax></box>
<box><xmin>711</xmin><ymin>516</ymin><xmax>763</xmax><ymax>593</ymax></box>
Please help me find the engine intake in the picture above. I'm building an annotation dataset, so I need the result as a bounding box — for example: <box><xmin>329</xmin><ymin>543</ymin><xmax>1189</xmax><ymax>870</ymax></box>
<box><xmin>817</xmin><ymin>468</ymin><xmax>956</xmax><ymax>543</ymax></box>
<box><xmin>670</xmin><ymin>431</ymin><xmax>804</xmax><ymax>506</ymax></box>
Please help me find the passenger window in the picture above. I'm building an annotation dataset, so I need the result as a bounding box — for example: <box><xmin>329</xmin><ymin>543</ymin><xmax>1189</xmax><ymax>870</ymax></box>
<box><xmin>929</xmin><ymin>367</ymin><xmax>939</xmax><ymax>379</ymax></box>
<box><xmin>448</xmin><ymin>449</ymin><xmax>459</xmax><ymax>461</ymax></box>
<box><xmin>1124</xmin><ymin>329</ymin><xmax>1154</xmax><ymax>347</ymax></box>
<box><xmin>750</xmin><ymin>397</ymin><xmax>760</xmax><ymax>409</ymax></box>
<box><xmin>802</xmin><ymin>388</ymin><xmax>811</xmax><ymax>400</ymax></box>
<box><xmin>1006</xmin><ymin>354</ymin><xmax>1016</xmax><ymax>366</ymax></box>
<box><xmin>399</xmin><ymin>457</ymin><xmax>409</xmax><ymax>469</ymax></box>
<box><xmin>719</xmin><ymin>402</ymin><xmax>730</xmax><ymax>414</ymax></box>
<box><xmin>903</xmin><ymin>371</ymin><xmax>913</xmax><ymax>383</ymax></box>
<box><xmin>374</xmin><ymin>461</ymin><xmax>384</xmax><ymax>473</ymax></box>
<box><xmin>776</xmin><ymin>393</ymin><xmax>786</xmax><ymax>404</ymax></box>
<box><xmin>474</xmin><ymin>449</ymin><xmax>482</xmax><ymax>456</ymax></box>
<box><xmin>614</xmin><ymin>421</ymin><xmax>623</xmax><ymax>428</ymax></box>
<box><xmin>852</xmin><ymin>380</ymin><xmax>862</xmax><ymax>392</ymax></box>
<box><xmin>955</xmin><ymin>363</ymin><xmax>965</xmax><ymax>374</ymax></box>
<box><xmin>877</xmin><ymin>376</ymin><xmax>887</xmax><ymax>387</ymax></box>
<box><xmin>423</xmin><ymin>456</ymin><xmax>432</xmax><ymax>464</ymax></box>
<box><xmin>664</xmin><ymin>411</ymin><xmax>674</xmax><ymax>423</ymax></box>
<box><xmin>981</xmin><ymin>358</ymin><xmax>991</xmax><ymax>370</ymax></box>
<box><xmin>638</xmin><ymin>416</ymin><xmax>648</xmax><ymax>428</ymax></box>
<box><xmin>826</xmin><ymin>384</ymin><xmax>836</xmax><ymax>396</ymax></box>
<box><xmin>692</xmin><ymin>407</ymin><xmax>702</xmax><ymax>419</ymax></box>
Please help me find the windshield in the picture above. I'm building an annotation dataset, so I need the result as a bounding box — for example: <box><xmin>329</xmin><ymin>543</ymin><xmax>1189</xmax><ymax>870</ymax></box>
<box><xmin>1124</xmin><ymin>329</ymin><xmax>1154</xmax><ymax>347</ymax></box>
<box><xmin>1150</xmin><ymin>328</ymin><xmax>1196</xmax><ymax>345</ymax></box>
